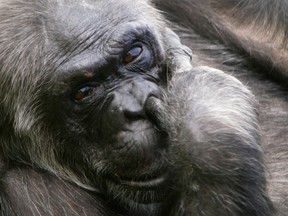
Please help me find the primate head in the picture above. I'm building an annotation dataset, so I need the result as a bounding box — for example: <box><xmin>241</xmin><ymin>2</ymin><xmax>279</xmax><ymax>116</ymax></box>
<box><xmin>0</xmin><ymin>0</ymin><xmax>170</xmax><ymax>204</ymax></box>
<box><xmin>0</xmin><ymin>0</ymin><xmax>270</xmax><ymax>213</ymax></box>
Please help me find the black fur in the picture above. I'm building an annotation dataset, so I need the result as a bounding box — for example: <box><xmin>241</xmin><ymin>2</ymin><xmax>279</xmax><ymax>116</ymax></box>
<box><xmin>0</xmin><ymin>0</ymin><xmax>287</xmax><ymax>215</ymax></box>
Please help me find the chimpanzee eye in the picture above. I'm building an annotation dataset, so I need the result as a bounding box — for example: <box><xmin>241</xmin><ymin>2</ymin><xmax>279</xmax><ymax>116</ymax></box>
<box><xmin>123</xmin><ymin>46</ymin><xmax>143</xmax><ymax>65</ymax></box>
<box><xmin>74</xmin><ymin>86</ymin><xmax>97</xmax><ymax>101</ymax></box>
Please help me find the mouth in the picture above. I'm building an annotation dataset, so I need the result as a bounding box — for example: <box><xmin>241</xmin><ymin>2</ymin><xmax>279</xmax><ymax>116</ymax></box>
<box><xmin>109</xmin><ymin>168</ymin><xmax>169</xmax><ymax>189</ymax></box>
<box><xmin>119</xmin><ymin>173</ymin><xmax>167</xmax><ymax>188</ymax></box>
<box><xmin>108</xmin><ymin>174</ymin><xmax>169</xmax><ymax>205</ymax></box>
<box><xmin>105</xmin><ymin>169</ymin><xmax>170</xmax><ymax>204</ymax></box>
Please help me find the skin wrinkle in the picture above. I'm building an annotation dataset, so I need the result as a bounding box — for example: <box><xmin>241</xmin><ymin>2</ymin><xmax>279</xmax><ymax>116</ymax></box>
<box><xmin>0</xmin><ymin>0</ymin><xmax>286</xmax><ymax>215</ymax></box>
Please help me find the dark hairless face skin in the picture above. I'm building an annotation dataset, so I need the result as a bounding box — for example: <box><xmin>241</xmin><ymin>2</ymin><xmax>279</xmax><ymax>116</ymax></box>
<box><xmin>0</xmin><ymin>0</ymin><xmax>287</xmax><ymax>216</ymax></box>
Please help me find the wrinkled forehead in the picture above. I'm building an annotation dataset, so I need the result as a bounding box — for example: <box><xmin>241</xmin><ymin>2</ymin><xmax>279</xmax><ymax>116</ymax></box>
<box><xmin>46</xmin><ymin>0</ymin><xmax>163</xmax><ymax>43</ymax></box>
<box><xmin>40</xmin><ymin>0</ymin><xmax>165</xmax><ymax>73</ymax></box>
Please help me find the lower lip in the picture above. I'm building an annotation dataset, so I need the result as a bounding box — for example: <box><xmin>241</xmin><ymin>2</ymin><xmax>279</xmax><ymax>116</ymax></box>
<box><xmin>120</xmin><ymin>175</ymin><xmax>167</xmax><ymax>188</ymax></box>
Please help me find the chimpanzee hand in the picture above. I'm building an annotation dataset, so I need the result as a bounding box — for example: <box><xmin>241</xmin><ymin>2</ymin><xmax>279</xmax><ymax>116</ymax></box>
<box><xmin>162</xmin><ymin>28</ymin><xmax>193</xmax><ymax>74</ymax></box>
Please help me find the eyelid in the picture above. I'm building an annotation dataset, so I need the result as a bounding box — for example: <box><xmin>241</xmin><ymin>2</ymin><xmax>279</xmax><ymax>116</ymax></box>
<box><xmin>122</xmin><ymin>45</ymin><xmax>143</xmax><ymax>65</ymax></box>
<box><xmin>73</xmin><ymin>81</ymin><xmax>99</xmax><ymax>101</ymax></box>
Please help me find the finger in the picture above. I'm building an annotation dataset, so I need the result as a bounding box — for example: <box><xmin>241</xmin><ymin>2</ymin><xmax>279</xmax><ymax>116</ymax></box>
<box><xmin>163</xmin><ymin>28</ymin><xmax>193</xmax><ymax>73</ymax></box>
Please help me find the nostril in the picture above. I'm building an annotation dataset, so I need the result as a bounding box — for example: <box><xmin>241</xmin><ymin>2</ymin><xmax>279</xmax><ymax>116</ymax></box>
<box><xmin>123</xmin><ymin>109</ymin><xmax>145</xmax><ymax>121</ymax></box>
<box><xmin>123</xmin><ymin>94</ymin><xmax>160</xmax><ymax>122</ymax></box>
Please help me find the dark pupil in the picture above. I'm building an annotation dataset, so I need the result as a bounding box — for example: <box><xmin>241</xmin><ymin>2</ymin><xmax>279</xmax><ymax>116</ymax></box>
<box><xmin>74</xmin><ymin>86</ymin><xmax>95</xmax><ymax>101</ymax></box>
<box><xmin>123</xmin><ymin>46</ymin><xmax>143</xmax><ymax>64</ymax></box>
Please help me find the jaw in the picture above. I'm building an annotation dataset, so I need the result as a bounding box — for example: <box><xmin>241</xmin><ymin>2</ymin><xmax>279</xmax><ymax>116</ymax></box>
<box><xmin>81</xmin><ymin>123</ymin><xmax>171</xmax><ymax>203</ymax></box>
<box><xmin>101</xmin><ymin>153</ymin><xmax>171</xmax><ymax>204</ymax></box>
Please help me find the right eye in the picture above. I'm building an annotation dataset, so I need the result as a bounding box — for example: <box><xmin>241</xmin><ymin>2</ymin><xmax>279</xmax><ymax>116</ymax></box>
<box><xmin>74</xmin><ymin>86</ymin><xmax>97</xmax><ymax>101</ymax></box>
<box><xmin>122</xmin><ymin>46</ymin><xmax>143</xmax><ymax>65</ymax></box>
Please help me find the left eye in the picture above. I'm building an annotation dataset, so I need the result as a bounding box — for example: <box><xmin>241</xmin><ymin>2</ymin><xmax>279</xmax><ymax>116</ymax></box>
<box><xmin>122</xmin><ymin>46</ymin><xmax>143</xmax><ymax>65</ymax></box>
<box><xmin>74</xmin><ymin>86</ymin><xmax>97</xmax><ymax>101</ymax></box>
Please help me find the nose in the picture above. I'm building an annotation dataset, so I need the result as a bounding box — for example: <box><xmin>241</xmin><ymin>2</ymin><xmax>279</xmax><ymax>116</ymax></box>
<box><xmin>117</xmin><ymin>79</ymin><xmax>161</xmax><ymax>122</ymax></box>
<box><xmin>101</xmin><ymin>78</ymin><xmax>161</xmax><ymax>137</ymax></box>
